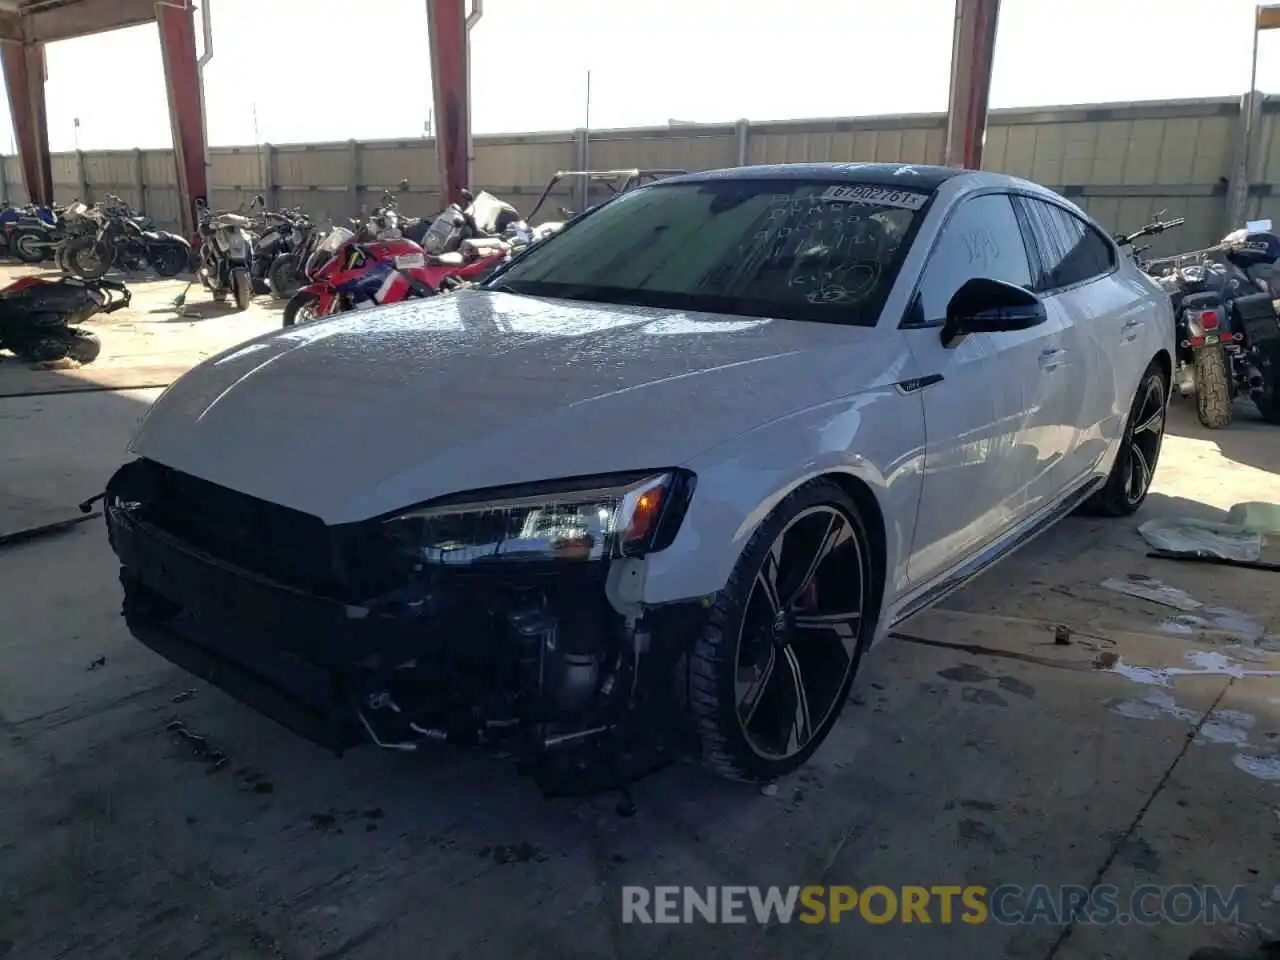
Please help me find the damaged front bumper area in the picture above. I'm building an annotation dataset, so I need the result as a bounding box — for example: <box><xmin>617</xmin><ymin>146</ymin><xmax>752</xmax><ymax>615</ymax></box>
<box><xmin>105</xmin><ymin>459</ymin><xmax>704</xmax><ymax>794</ymax></box>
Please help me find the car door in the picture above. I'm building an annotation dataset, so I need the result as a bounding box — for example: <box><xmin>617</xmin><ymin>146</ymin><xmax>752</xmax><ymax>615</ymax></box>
<box><xmin>1013</xmin><ymin>195</ymin><xmax>1137</xmax><ymax>483</ymax></box>
<box><xmin>900</xmin><ymin>192</ymin><xmax>1069</xmax><ymax>589</ymax></box>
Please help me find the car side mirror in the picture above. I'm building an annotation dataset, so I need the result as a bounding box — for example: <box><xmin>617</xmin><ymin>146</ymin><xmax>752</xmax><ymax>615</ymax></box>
<box><xmin>941</xmin><ymin>277</ymin><xmax>1046</xmax><ymax>347</ymax></box>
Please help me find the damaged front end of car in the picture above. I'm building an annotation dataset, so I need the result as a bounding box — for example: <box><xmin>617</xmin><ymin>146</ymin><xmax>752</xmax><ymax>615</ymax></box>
<box><xmin>105</xmin><ymin>458</ymin><xmax>704</xmax><ymax>795</ymax></box>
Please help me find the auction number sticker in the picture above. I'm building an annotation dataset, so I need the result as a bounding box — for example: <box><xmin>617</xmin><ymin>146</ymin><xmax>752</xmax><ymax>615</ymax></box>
<box><xmin>820</xmin><ymin>184</ymin><xmax>929</xmax><ymax>210</ymax></box>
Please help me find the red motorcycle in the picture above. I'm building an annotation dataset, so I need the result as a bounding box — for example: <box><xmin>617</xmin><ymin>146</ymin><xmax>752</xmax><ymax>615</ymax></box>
<box><xmin>281</xmin><ymin>202</ymin><xmax>509</xmax><ymax>328</ymax></box>
<box><xmin>0</xmin><ymin>274</ymin><xmax>130</xmax><ymax>364</ymax></box>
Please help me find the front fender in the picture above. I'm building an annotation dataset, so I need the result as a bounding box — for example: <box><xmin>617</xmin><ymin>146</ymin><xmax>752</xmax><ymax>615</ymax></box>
<box><xmin>641</xmin><ymin>384</ymin><xmax>926</xmax><ymax>611</ymax></box>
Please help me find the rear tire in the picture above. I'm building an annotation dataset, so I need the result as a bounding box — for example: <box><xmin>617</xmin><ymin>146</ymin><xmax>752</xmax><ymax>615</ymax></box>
<box><xmin>1082</xmin><ymin>360</ymin><xmax>1168</xmax><ymax>517</ymax></box>
<box><xmin>282</xmin><ymin>291</ymin><xmax>320</xmax><ymax>327</ymax></box>
<box><xmin>687</xmin><ymin>479</ymin><xmax>875</xmax><ymax>783</ymax></box>
<box><xmin>1251</xmin><ymin>340</ymin><xmax>1280</xmax><ymax>424</ymax></box>
<box><xmin>232</xmin><ymin>268</ymin><xmax>252</xmax><ymax>311</ymax></box>
<box><xmin>11</xmin><ymin>229</ymin><xmax>47</xmax><ymax>263</ymax></box>
<box><xmin>267</xmin><ymin>253</ymin><xmax>302</xmax><ymax>300</ymax></box>
<box><xmin>1193</xmin><ymin>345</ymin><xmax>1233</xmax><ymax>429</ymax></box>
<box><xmin>152</xmin><ymin>244</ymin><xmax>188</xmax><ymax>278</ymax></box>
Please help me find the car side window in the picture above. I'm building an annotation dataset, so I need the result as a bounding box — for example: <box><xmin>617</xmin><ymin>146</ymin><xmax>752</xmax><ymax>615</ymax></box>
<box><xmin>914</xmin><ymin>193</ymin><xmax>1033</xmax><ymax>324</ymax></box>
<box><xmin>1013</xmin><ymin>196</ymin><xmax>1117</xmax><ymax>293</ymax></box>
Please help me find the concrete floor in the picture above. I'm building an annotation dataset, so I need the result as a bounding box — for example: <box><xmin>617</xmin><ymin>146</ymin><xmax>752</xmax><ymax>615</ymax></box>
<box><xmin>2</xmin><ymin>269</ymin><xmax>1280</xmax><ymax>960</ymax></box>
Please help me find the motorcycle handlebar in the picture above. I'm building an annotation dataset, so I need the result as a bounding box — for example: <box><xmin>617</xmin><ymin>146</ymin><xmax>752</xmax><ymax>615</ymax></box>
<box><xmin>1116</xmin><ymin>216</ymin><xmax>1185</xmax><ymax>247</ymax></box>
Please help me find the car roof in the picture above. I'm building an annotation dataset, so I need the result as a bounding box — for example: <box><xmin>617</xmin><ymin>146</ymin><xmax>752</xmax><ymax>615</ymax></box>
<box><xmin>658</xmin><ymin>162</ymin><xmax>971</xmax><ymax>192</ymax></box>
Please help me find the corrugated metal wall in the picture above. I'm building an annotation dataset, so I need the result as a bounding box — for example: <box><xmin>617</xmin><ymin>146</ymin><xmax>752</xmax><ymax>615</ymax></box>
<box><xmin>1</xmin><ymin>94</ymin><xmax>1275</xmax><ymax>255</ymax></box>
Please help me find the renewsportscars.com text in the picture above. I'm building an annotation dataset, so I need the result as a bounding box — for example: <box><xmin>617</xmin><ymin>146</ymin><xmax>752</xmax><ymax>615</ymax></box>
<box><xmin>621</xmin><ymin>884</ymin><xmax>1247</xmax><ymax>926</ymax></box>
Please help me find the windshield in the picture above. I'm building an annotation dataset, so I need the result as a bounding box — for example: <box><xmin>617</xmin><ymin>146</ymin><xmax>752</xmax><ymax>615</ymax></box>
<box><xmin>317</xmin><ymin>226</ymin><xmax>354</xmax><ymax>254</ymax></box>
<box><xmin>486</xmin><ymin>179</ymin><xmax>930</xmax><ymax>325</ymax></box>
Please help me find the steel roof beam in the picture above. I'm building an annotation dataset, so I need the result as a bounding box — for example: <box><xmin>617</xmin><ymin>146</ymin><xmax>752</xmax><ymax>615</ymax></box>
<box><xmin>943</xmin><ymin>0</ymin><xmax>1002</xmax><ymax>169</ymax></box>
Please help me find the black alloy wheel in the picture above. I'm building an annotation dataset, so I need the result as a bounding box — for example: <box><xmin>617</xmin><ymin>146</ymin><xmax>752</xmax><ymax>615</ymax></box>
<box><xmin>1081</xmin><ymin>360</ymin><xmax>1168</xmax><ymax>517</ymax></box>
<box><xmin>689</xmin><ymin>479</ymin><xmax>875</xmax><ymax>782</ymax></box>
<box><xmin>1124</xmin><ymin>372</ymin><xmax>1166</xmax><ymax>506</ymax></box>
<box><xmin>734</xmin><ymin>504</ymin><xmax>866</xmax><ymax>760</ymax></box>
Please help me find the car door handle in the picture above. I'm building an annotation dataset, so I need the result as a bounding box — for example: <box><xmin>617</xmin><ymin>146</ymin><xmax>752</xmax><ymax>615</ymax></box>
<box><xmin>1039</xmin><ymin>347</ymin><xmax>1068</xmax><ymax>371</ymax></box>
<box><xmin>1121</xmin><ymin>318</ymin><xmax>1144</xmax><ymax>341</ymax></box>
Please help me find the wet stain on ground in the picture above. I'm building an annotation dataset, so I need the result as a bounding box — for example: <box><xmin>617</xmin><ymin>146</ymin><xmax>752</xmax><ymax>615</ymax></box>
<box><xmin>997</xmin><ymin>676</ymin><xmax>1036</xmax><ymax>698</ymax></box>
<box><xmin>962</xmin><ymin>687</ymin><xmax>1009</xmax><ymax>707</ymax></box>
<box><xmin>939</xmin><ymin>664</ymin><xmax>992</xmax><ymax>683</ymax></box>
<box><xmin>478</xmin><ymin>841</ymin><xmax>548</xmax><ymax>865</ymax></box>
<box><xmin>308</xmin><ymin>808</ymin><xmax>386</xmax><ymax>834</ymax></box>
<box><xmin>164</xmin><ymin>719</ymin><xmax>228</xmax><ymax>773</ymax></box>
<box><xmin>957</xmin><ymin>818</ymin><xmax>1008</xmax><ymax>853</ymax></box>
<box><xmin>1106</xmin><ymin>831</ymin><xmax>1163</xmax><ymax>873</ymax></box>
<box><xmin>236</xmin><ymin>767</ymin><xmax>274</xmax><ymax>794</ymax></box>
<box><xmin>946</xmin><ymin>798</ymin><xmax>1000</xmax><ymax>812</ymax></box>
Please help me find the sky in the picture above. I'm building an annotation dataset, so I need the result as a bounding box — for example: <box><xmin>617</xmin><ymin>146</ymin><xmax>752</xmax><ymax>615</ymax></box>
<box><xmin>5</xmin><ymin>0</ymin><xmax>1280</xmax><ymax>153</ymax></box>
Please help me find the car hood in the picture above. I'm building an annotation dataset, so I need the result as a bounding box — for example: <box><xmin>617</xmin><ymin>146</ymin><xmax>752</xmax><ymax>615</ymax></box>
<box><xmin>130</xmin><ymin>290</ymin><xmax>907</xmax><ymax>523</ymax></box>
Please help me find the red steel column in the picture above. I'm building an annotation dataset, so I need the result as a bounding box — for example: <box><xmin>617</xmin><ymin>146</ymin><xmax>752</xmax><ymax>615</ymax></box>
<box><xmin>1</xmin><ymin>40</ymin><xmax>53</xmax><ymax>205</ymax></box>
<box><xmin>427</xmin><ymin>0</ymin><xmax>470</xmax><ymax>205</ymax></box>
<box><xmin>942</xmin><ymin>0</ymin><xmax>1002</xmax><ymax>170</ymax></box>
<box><xmin>156</xmin><ymin>0</ymin><xmax>207</xmax><ymax>238</ymax></box>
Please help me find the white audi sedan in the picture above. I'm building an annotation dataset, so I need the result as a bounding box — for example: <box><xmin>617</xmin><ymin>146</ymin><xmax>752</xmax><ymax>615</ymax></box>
<box><xmin>104</xmin><ymin>163</ymin><xmax>1174</xmax><ymax>794</ymax></box>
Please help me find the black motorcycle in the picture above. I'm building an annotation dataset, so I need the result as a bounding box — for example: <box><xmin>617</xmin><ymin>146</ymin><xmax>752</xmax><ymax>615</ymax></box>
<box><xmin>251</xmin><ymin>206</ymin><xmax>310</xmax><ymax>297</ymax></box>
<box><xmin>62</xmin><ymin>206</ymin><xmax>189</xmax><ymax>280</ymax></box>
<box><xmin>0</xmin><ymin>275</ymin><xmax>130</xmax><ymax>365</ymax></box>
<box><xmin>1127</xmin><ymin>216</ymin><xmax>1280</xmax><ymax>428</ymax></box>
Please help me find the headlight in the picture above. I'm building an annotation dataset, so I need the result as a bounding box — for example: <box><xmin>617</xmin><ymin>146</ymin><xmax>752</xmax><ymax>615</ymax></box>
<box><xmin>383</xmin><ymin>471</ymin><xmax>690</xmax><ymax>566</ymax></box>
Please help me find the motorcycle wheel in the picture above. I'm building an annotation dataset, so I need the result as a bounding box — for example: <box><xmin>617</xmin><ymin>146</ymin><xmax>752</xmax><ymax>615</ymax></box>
<box><xmin>282</xmin><ymin>291</ymin><xmax>321</xmax><ymax>327</ymax></box>
<box><xmin>232</xmin><ymin>267</ymin><xmax>253</xmax><ymax>311</ymax></box>
<box><xmin>1251</xmin><ymin>340</ymin><xmax>1280</xmax><ymax>424</ymax></box>
<box><xmin>1193</xmin><ymin>345</ymin><xmax>1233</xmax><ymax>429</ymax></box>
<box><xmin>267</xmin><ymin>254</ymin><xmax>302</xmax><ymax>300</ymax></box>
<box><xmin>152</xmin><ymin>244</ymin><xmax>188</xmax><ymax>279</ymax></box>
<box><xmin>65</xmin><ymin>237</ymin><xmax>112</xmax><ymax>280</ymax></box>
<box><xmin>15</xmin><ymin>328</ymin><xmax>101</xmax><ymax>365</ymax></box>
<box><xmin>11</xmin><ymin>229</ymin><xmax>48</xmax><ymax>264</ymax></box>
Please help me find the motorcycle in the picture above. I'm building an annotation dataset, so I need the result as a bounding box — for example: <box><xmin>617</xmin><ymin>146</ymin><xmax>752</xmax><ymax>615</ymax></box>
<box><xmin>0</xmin><ymin>274</ymin><xmax>130</xmax><ymax>365</ymax></box>
<box><xmin>250</xmin><ymin>206</ymin><xmax>310</xmax><ymax>297</ymax></box>
<box><xmin>62</xmin><ymin>202</ymin><xmax>188</xmax><ymax>280</ymax></box>
<box><xmin>280</xmin><ymin>220</ymin><xmax>506</xmax><ymax>326</ymax></box>
<box><xmin>5</xmin><ymin>202</ymin><xmax>63</xmax><ymax>263</ymax></box>
<box><xmin>1129</xmin><ymin>215</ymin><xmax>1280</xmax><ymax>428</ymax></box>
<box><xmin>195</xmin><ymin>197</ymin><xmax>256</xmax><ymax>311</ymax></box>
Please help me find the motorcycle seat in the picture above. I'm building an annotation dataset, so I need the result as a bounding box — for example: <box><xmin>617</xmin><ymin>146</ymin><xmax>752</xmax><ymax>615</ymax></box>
<box><xmin>428</xmin><ymin>252</ymin><xmax>467</xmax><ymax>266</ymax></box>
<box><xmin>459</xmin><ymin>237</ymin><xmax>509</xmax><ymax>257</ymax></box>
<box><xmin>142</xmin><ymin>230</ymin><xmax>163</xmax><ymax>241</ymax></box>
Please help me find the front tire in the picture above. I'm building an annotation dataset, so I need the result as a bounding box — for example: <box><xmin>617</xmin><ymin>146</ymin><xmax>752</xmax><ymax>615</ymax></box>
<box><xmin>282</xmin><ymin>290</ymin><xmax>321</xmax><ymax>327</ymax></box>
<box><xmin>1082</xmin><ymin>360</ymin><xmax>1168</xmax><ymax>517</ymax></box>
<box><xmin>1193</xmin><ymin>345</ymin><xmax>1233</xmax><ymax>429</ymax></box>
<box><xmin>15</xmin><ymin>328</ymin><xmax>101</xmax><ymax>365</ymax></box>
<box><xmin>687</xmin><ymin>479</ymin><xmax>875</xmax><ymax>782</ymax></box>
<box><xmin>65</xmin><ymin>237</ymin><xmax>111</xmax><ymax>279</ymax></box>
<box><xmin>231</xmin><ymin>267</ymin><xmax>252</xmax><ymax>311</ymax></box>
